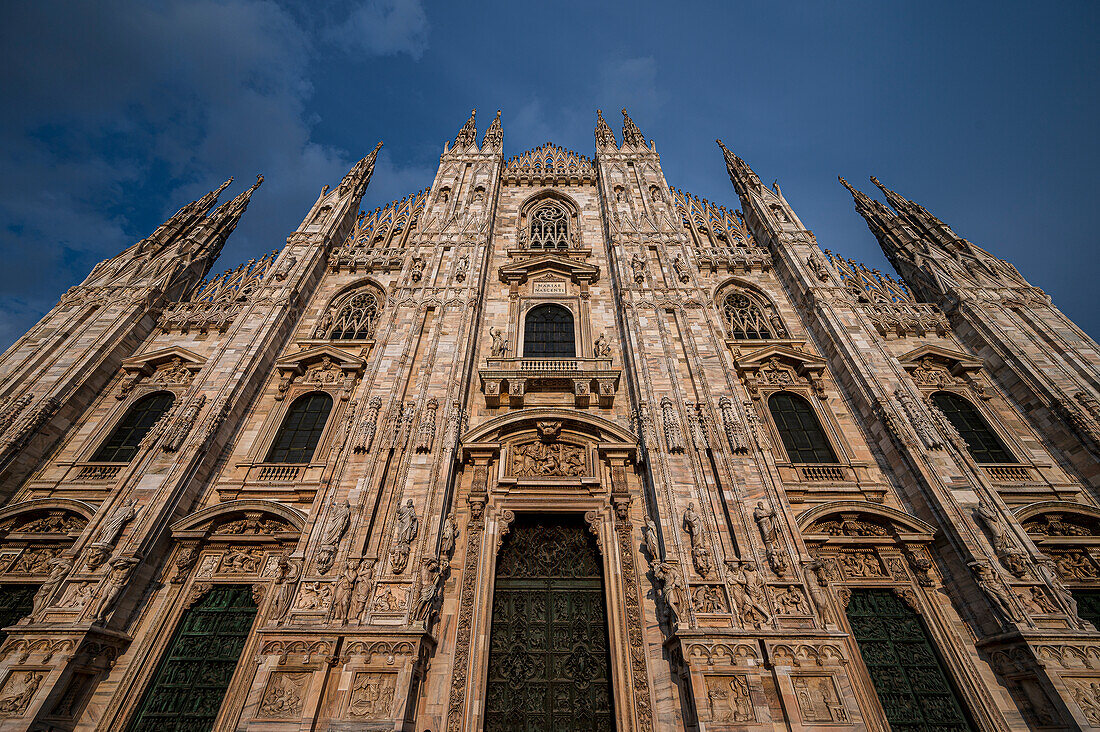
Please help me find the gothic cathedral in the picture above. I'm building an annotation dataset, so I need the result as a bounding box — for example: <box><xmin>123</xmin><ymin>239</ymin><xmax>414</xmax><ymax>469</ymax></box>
<box><xmin>0</xmin><ymin>109</ymin><xmax>1099</xmax><ymax>732</ymax></box>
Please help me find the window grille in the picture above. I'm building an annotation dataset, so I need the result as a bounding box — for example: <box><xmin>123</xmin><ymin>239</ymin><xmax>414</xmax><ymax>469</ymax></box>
<box><xmin>91</xmin><ymin>391</ymin><xmax>175</xmax><ymax>463</ymax></box>
<box><xmin>931</xmin><ymin>391</ymin><xmax>1016</xmax><ymax>464</ymax></box>
<box><xmin>265</xmin><ymin>392</ymin><xmax>333</xmax><ymax>464</ymax></box>
<box><xmin>523</xmin><ymin>304</ymin><xmax>575</xmax><ymax>357</ymax></box>
<box><xmin>528</xmin><ymin>201</ymin><xmax>570</xmax><ymax>250</ymax></box>
<box><xmin>723</xmin><ymin>292</ymin><xmax>774</xmax><ymax>339</ymax></box>
<box><xmin>767</xmin><ymin>392</ymin><xmax>838</xmax><ymax>464</ymax></box>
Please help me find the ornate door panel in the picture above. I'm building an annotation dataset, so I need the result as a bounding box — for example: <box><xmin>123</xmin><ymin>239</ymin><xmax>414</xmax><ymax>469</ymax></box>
<box><xmin>129</xmin><ymin>584</ymin><xmax>257</xmax><ymax>732</ymax></box>
<box><xmin>1073</xmin><ymin>589</ymin><xmax>1100</xmax><ymax>630</ymax></box>
<box><xmin>485</xmin><ymin>516</ymin><xmax>614</xmax><ymax>731</ymax></box>
<box><xmin>0</xmin><ymin>584</ymin><xmax>36</xmax><ymax>645</ymax></box>
<box><xmin>846</xmin><ymin>589</ymin><xmax>973</xmax><ymax>732</ymax></box>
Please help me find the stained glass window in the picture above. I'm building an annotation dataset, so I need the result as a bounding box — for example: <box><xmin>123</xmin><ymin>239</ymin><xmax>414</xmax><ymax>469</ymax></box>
<box><xmin>326</xmin><ymin>290</ymin><xmax>381</xmax><ymax>340</ymax></box>
<box><xmin>92</xmin><ymin>391</ymin><xmax>175</xmax><ymax>463</ymax></box>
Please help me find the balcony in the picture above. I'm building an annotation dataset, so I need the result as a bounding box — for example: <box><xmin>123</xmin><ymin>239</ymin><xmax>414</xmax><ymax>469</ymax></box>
<box><xmin>478</xmin><ymin>357</ymin><xmax>620</xmax><ymax>408</ymax></box>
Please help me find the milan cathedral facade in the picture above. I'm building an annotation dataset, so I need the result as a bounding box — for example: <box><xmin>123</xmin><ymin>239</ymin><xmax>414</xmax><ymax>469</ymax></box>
<box><xmin>0</xmin><ymin>109</ymin><xmax>1099</xmax><ymax>731</ymax></box>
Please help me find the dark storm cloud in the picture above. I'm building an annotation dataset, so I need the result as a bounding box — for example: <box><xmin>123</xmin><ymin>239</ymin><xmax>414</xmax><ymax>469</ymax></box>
<box><xmin>0</xmin><ymin>0</ymin><xmax>430</xmax><ymax>347</ymax></box>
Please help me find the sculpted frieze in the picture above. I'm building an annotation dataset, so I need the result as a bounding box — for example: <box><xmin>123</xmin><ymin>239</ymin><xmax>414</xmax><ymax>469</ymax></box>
<box><xmin>508</xmin><ymin>440</ymin><xmax>586</xmax><ymax>478</ymax></box>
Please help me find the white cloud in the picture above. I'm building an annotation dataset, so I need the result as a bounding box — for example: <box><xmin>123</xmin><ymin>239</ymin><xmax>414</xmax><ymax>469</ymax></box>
<box><xmin>326</xmin><ymin>0</ymin><xmax>429</xmax><ymax>59</ymax></box>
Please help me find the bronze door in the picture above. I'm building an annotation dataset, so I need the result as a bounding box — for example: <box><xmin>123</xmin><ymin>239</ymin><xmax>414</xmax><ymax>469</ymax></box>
<box><xmin>846</xmin><ymin>589</ymin><xmax>973</xmax><ymax>731</ymax></box>
<box><xmin>128</xmin><ymin>584</ymin><xmax>257</xmax><ymax>732</ymax></box>
<box><xmin>485</xmin><ymin>515</ymin><xmax>614</xmax><ymax>731</ymax></box>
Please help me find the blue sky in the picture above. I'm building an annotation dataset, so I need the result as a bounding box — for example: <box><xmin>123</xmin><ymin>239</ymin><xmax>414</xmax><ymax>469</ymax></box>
<box><xmin>1</xmin><ymin>1</ymin><xmax>1097</xmax><ymax>348</ymax></box>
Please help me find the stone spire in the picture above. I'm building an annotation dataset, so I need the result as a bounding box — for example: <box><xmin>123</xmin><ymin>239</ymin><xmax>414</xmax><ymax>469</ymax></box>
<box><xmin>481</xmin><ymin>110</ymin><xmax>503</xmax><ymax>149</ymax></box>
<box><xmin>454</xmin><ymin>109</ymin><xmax>477</xmax><ymax>149</ymax></box>
<box><xmin>337</xmin><ymin>141</ymin><xmax>383</xmax><ymax>199</ymax></box>
<box><xmin>595</xmin><ymin>109</ymin><xmax>617</xmax><ymax>149</ymax></box>
<box><xmin>716</xmin><ymin>139</ymin><xmax>763</xmax><ymax>196</ymax></box>
<box><xmin>621</xmin><ymin>108</ymin><xmax>646</xmax><ymax>147</ymax></box>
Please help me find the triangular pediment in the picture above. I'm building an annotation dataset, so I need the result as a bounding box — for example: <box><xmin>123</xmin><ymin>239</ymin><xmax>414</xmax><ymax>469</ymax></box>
<box><xmin>498</xmin><ymin>254</ymin><xmax>600</xmax><ymax>286</ymax></box>
<box><xmin>275</xmin><ymin>345</ymin><xmax>365</xmax><ymax>374</ymax></box>
<box><xmin>898</xmin><ymin>344</ymin><xmax>982</xmax><ymax>372</ymax></box>
<box><xmin>121</xmin><ymin>346</ymin><xmax>205</xmax><ymax>374</ymax></box>
<box><xmin>736</xmin><ymin>344</ymin><xmax>827</xmax><ymax>374</ymax></box>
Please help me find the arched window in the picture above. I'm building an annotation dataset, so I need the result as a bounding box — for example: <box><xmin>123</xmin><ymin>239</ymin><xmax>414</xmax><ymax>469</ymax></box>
<box><xmin>92</xmin><ymin>391</ymin><xmax>175</xmax><ymax>463</ymax></box>
<box><xmin>317</xmin><ymin>287</ymin><xmax>383</xmax><ymax>340</ymax></box>
<box><xmin>265</xmin><ymin>392</ymin><xmax>333</xmax><ymax>464</ymax></box>
<box><xmin>768</xmin><ymin>392</ymin><xmax>837</xmax><ymax>464</ymax></box>
<box><xmin>523</xmin><ymin>304</ymin><xmax>575</xmax><ymax>357</ymax></box>
<box><xmin>931</xmin><ymin>391</ymin><xmax>1016</xmax><ymax>464</ymax></box>
<box><xmin>723</xmin><ymin>291</ymin><xmax>781</xmax><ymax>339</ymax></box>
<box><xmin>528</xmin><ymin>200</ymin><xmax>570</xmax><ymax>250</ymax></box>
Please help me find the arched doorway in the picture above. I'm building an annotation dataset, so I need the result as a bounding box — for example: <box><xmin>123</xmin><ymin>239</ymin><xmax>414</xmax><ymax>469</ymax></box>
<box><xmin>484</xmin><ymin>514</ymin><xmax>613</xmax><ymax>730</ymax></box>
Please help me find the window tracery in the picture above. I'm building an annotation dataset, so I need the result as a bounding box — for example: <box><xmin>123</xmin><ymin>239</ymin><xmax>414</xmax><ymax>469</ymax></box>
<box><xmin>722</xmin><ymin>290</ymin><xmax>784</xmax><ymax>340</ymax></box>
<box><xmin>316</xmin><ymin>287</ymin><xmax>383</xmax><ymax>340</ymax></box>
<box><xmin>527</xmin><ymin>200</ymin><xmax>571</xmax><ymax>250</ymax></box>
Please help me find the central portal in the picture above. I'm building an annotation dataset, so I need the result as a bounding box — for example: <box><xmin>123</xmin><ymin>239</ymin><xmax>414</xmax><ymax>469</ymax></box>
<box><xmin>485</xmin><ymin>514</ymin><xmax>615</xmax><ymax>731</ymax></box>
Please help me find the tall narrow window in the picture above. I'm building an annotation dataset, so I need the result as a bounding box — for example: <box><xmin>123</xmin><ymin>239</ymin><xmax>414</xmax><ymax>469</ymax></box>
<box><xmin>931</xmin><ymin>391</ymin><xmax>1016</xmax><ymax>464</ymax></box>
<box><xmin>722</xmin><ymin>291</ymin><xmax>779</xmax><ymax>339</ymax></box>
<box><xmin>128</xmin><ymin>585</ymin><xmax>257</xmax><ymax>732</ymax></box>
<box><xmin>265</xmin><ymin>392</ymin><xmax>333</xmax><ymax>464</ymax></box>
<box><xmin>523</xmin><ymin>304</ymin><xmax>575</xmax><ymax>357</ymax></box>
<box><xmin>92</xmin><ymin>391</ymin><xmax>175</xmax><ymax>463</ymax></box>
<box><xmin>768</xmin><ymin>392</ymin><xmax>838</xmax><ymax>463</ymax></box>
<box><xmin>528</xmin><ymin>200</ymin><xmax>570</xmax><ymax>250</ymax></box>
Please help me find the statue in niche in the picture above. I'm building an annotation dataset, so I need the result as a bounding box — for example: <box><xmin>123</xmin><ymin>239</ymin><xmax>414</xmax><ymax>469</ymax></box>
<box><xmin>643</xmin><ymin>518</ymin><xmax>661</xmax><ymax>564</ymax></box>
<box><xmin>390</xmin><ymin>500</ymin><xmax>418</xmax><ymax>574</ymax></box>
<box><xmin>330</xmin><ymin>559</ymin><xmax>358</xmax><ymax>624</ymax></box>
<box><xmin>489</xmin><ymin>327</ymin><xmax>508</xmax><ymax>357</ymax></box>
<box><xmin>682</xmin><ymin>502</ymin><xmax>712</xmax><ymax>577</ymax></box>
<box><xmin>317</xmin><ymin>500</ymin><xmax>351</xmax><ymax>575</ymax></box>
<box><xmin>441</xmin><ymin>512</ymin><xmax>458</xmax><ymax>557</ymax></box>
<box><xmin>32</xmin><ymin>557</ymin><xmax>72</xmax><ymax>615</ymax></box>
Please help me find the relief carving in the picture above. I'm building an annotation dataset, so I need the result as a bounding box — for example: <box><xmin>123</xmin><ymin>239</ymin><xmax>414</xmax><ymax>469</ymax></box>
<box><xmin>348</xmin><ymin>672</ymin><xmax>396</xmax><ymax>719</ymax></box>
<box><xmin>0</xmin><ymin>671</ymin><xmax>44</xmax><ymax>717</ymax></box>
<box><xmin>726</xmin><ymin>560</ymin><xmax>772</xmax><ymax>627</ymax></box>
<box><xmin>704</xmin><ymin>674</ymin><xmax>755</xmax><ymax>722</ymax></box>
<box><xmin>793</xmin><ymin>675</ymin><xmax>848</xmax><ymax>723</ymax></box>
<box><xmin>258</xmin><ymin>671</ymin><xmax>309</xmax><ymax>719</ymax></box>
<box><xmin>509</xmin><ymin>440</ymin><xmax>585</xmax><ymax>478</ymax></box>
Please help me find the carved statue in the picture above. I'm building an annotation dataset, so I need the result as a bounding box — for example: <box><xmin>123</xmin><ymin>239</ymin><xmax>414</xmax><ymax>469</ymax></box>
<box><xmin>975</xmin><ymin>497</ymin><xmax>1028</xmax><ymax>577</ymax></box>
<box><xmin>803</xmin><ymin>559</ymin><xmax>837</xmax><ymax>627</ymax></box>
<box><xmin>630</xmin><ymin>253</ymin><xmax>646</xmax><ymax>284</ymax></box>
<box><xmin>972</xmin><ymin>562</ymin><xmax>1025</xmax><ymax>628</ymax></box>
<box><xmin>489</xmin><ymin>326</ymin><xmax>508</xmax><ymax>358</ymax></box>
<box><xmin>270</xmin><ymin>556</ymin><xmax>300</xmax><ymax>623</ymax></box>
<box><xmin>753</xmin><ymin>501</ymin><xmax>777</xmax><ymax>543</ymax></box>
<box><xmin>349</xmin><ymin>560</ymin><xmax>375</xmax><ymax>623</ymax></box>
<box><xmin>317</xmin><ymin>500</ymin><xmax>351</xmax><ymax>575</ymax></box>
<box><xmin>652</xmin><ymin>561</ymin><xmax>690</xmax><ymax>628</ymax></box>
<box><xmin>90</xmin><ymin>556</ymin><xmax>140</xmax><ymax>624</ymax></box>
<box><xmin>593</xmin><ymin>332</ymin><xmax>611</xmax><ymax>358</ymax></box>
<box><xmin>32</xmin><ymin>557</ymin><xmax>72</xmax><ymax>615</ymax></box>
<box><xmin>643</xmin><ymin>518</ymin><xmax>661</xmax><ymax>563</ymax></box>
<box><xmin>682</xmin><ymin>502</ymin><xmax>711</xmax><ymax>576</ymax></box>
<box><xmin>95</xmin><ymin>498</ymin><xmax>139</xmax><ymax>548</ymax></box>
<box><xmin>727</xmin><ymin>561</ymin><xmax>772</xmax><ymax>626</ymax></box>
<box><xmin>330</xmin><ymin>559</ymin><xmax>358</xmax><ymax>624</ymax></box>
<box><xmin>413</xmin><ymin>557</ymin><xmax>444</xmax><ymax>622</ymax></box>
<box><xmin>441</xmin><ymin>512</ymin><xmax>459</xmax><ymax>557</ymax></box>
<box><xmin>390</xmin><ymin>500</ymin><xmax>418</xmax><ymax>574</ymax></box>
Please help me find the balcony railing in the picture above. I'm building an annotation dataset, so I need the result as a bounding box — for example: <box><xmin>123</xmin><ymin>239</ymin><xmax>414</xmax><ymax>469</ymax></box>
<box><xmin>983</xmin><ymin>464</ymin><xmax>1035</xmax><ymax>483</ymax></box>
<box><xmin>74</xmin><ymin>464</ymin><xmax>124</xmax><ymax>482</ymax></box>
<box><xmin>479</xmin><ymin>357</ymin><xmax>620</xmax><ymax>408</ymax></box>
<box><xmin>256</xmin><ymin>465</ymin><xmax>302</xmax><ymax>482</ymax></box>
<box><xmin>797</xmin><ymin>465</ymin><xmax>848</xmax><ymax>482</ymax></box>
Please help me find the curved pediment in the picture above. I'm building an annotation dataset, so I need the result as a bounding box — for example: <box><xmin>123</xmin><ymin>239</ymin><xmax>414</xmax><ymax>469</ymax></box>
<box><xmin>797</xmin><ymin>501</ymin><xmax>935</xmax><ymax>541</ymax></box>
<box><xmin>1015</xmin><ymin>501</ymin><xmax>1100</xmax><ymax>541</ymax></box>
<box><xmin>461</xmin><ymin>408</ymin><xmax>636</xmax><ymax>454</ymax></box>
<box><xmin>171</xmin><ymin>499</ymin><xmax>306</xmax><ymax>541</ymax></box>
